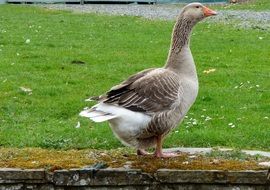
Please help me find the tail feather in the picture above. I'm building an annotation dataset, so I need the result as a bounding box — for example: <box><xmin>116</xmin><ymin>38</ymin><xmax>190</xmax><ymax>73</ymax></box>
<box><xmin>85</xmin><ymin>95</ymin><xmax>105</xmax><ymax>102</ymax></box>
<box><xmin>79</xmin><ymin>109</ymin><xmax>117</xmax><ymax>122</ymax></box>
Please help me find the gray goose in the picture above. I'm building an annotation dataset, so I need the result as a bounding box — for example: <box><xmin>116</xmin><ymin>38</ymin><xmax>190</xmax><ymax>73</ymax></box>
<box><xmin>80</xmin><ymin>3</ymin><xmax>217</xmax><ymax>158</ymax></box>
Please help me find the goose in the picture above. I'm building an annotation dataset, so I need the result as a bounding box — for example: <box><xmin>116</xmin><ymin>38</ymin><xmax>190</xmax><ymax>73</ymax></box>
<box><xmin>80</xmin><ymin>3</ymin><xmax>217</xmax><ymax>158</ymax></box>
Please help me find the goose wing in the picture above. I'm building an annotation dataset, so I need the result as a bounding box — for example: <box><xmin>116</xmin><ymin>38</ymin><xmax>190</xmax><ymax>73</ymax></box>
<box><xmin>93</xmin><ymin>68</ymin><xmax>183</xmax><ymax>115</ymax></box>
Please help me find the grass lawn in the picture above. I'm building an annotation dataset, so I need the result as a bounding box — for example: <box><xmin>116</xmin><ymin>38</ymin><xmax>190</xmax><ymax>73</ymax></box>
<box><xmin>0</xmin><ymin>5</ymin><xmax>269</xmax><ymax>151</ymax></box>
<box><xmin>213</xmin><ymin>0</ymin><xmax>270</xmax><ymax>11</ymax></box>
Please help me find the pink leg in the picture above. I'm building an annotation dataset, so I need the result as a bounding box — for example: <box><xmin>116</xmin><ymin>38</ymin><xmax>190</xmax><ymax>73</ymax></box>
<box><xmin>137</xmin><ymin>149</ymin><xmax>150</xmax><ymax>156</ymax></box>
<box><xmin>154</xmin><ymin>135</ymin><xmax>178</xmax><ymax>158</ymax></box>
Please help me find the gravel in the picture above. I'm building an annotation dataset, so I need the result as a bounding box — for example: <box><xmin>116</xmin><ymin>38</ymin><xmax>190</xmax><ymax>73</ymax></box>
<box><xmin>40</xmin><ymin>4</ymin><xmax>270</xmax><ymax>29</ymax></box>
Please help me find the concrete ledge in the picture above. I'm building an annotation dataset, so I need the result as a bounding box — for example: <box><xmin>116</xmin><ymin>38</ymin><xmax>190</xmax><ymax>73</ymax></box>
<box><xmin>156</xmin><ymin>169</ymin><xmax>270</xmax><ymax>184</ymax></box>
<box><xmin>0</xmin><ymin>168</ymin><xmax>269</xmax><ymax>189</ymax></box>
<box><xmin>0</xmin><ymin>168</ymin><xmax>45</xmax><ymax>180</ymax></box>
<box><xmin>51</xmin><ymin>168</ymin><xmax>154</xmax><ymax>186</ymax></box>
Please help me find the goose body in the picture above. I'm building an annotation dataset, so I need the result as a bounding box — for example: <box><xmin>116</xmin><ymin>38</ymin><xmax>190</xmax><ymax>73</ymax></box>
<box><xmin>80</xmin><ymin>3</ymin><xmax>217</xmax><ymax>157</ymax></box>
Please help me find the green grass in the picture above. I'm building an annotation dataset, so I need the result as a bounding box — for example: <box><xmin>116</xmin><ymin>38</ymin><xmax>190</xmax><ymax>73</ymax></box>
<box><xmin>213</xmin><ymin>0</ymin><xmax>270</xmax><ymax>11</ymax></box>
<box><xmin>0</xmin><ymin>5</ymin><xmax>269</xmax><ymax>151</ymax></box>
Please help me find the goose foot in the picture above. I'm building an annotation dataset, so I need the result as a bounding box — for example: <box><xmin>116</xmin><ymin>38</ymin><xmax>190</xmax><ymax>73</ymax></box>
<box><xmin>154</xmin><ymin>135</ymin><xmax>179</xmax><ymax>158</ymax></box>
<box><xmin>137</xmin><ymin>149</ymin><xmax>150</xmax><ymax>156</ymax></box>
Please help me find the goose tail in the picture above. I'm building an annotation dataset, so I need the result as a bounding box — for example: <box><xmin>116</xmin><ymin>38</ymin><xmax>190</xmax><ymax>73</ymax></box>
<box><xmin>79</xmin><ymin>107</ymin><xmax>117</xmax><ymax>123</ymax></box>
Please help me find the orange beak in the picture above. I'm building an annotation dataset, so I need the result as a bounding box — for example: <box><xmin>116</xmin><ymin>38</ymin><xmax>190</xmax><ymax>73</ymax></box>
<box><xmin>203</xmin><ymin>6</ymin><xmax>217</xmax><ymax>17</ymax></box>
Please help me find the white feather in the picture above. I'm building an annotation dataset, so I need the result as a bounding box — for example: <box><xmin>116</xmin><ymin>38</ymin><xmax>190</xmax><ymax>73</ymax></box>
<box><xmin>79</xmin><ymin>109</ymin><xmax>117</xmax><ymax>122</ymax></box>
<box><xmin>79</xmin><ymin>103</ymin><xmax>152</xmax><ymax>147</ymax></box>
<box><xmin>98</xmin><ymin>103</ymin><xmax>152</xmax><ymax>145</ymax></box>
<box><xmin>85</xmin><ymin>98</ymin><xmax>94</xmax><ymax>102</ymax></box>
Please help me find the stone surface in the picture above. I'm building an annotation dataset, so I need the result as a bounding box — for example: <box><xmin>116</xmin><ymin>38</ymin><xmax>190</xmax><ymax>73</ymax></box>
<box><xmin>0</xmin><ymin>168</ymin><xmax>45</xmax><ymax>180</ymax></box>
<box><xmin>52</xmin><ymin>168</ymin><xmax>154</xmax><ymax>186</ymax></box>
<box><xmin>164</xmin><ymin>147</ymin><xmax>212</xmax><ymax>154</ymax></box>
<box><xmin>1</xmin><ymin>147</ymin><xmax>269</xmax><ymax>189</ymax></box>
<box><xmin>156</xmin><ymin>169</ymin><xmax>270</xmax><ymax>184</ymax></box>
<box><xmin>165</xmin><ymin>147</ymin><xmax>270</xmax><ymax>158</ymax></box>
<box><xmin>243</xmin><ymin>150</ymin><xmax>270</xmax><ymax>158</ymax></box>
<box><xmin>0</xmin><ymin>168</ymin><xmax>269</xmax><ymax>189</ymax></box>
<box><xmin>259</xmin><ymin>162</ymin><xmax>270</xmax><ymax>167</ymax></box>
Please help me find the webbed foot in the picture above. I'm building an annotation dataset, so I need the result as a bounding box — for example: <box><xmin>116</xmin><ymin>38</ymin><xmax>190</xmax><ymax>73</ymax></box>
<box><xmin>137</xmin><ymin>149</ymin><xmax>150</xmax><ymax>156</ymax></box>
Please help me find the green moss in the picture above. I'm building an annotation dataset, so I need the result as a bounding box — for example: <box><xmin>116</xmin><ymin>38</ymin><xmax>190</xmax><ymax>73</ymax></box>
<box><xmin>0</xmin><ymin>148</ymin><xmax>268</xmax><ymax>173</ymax></box>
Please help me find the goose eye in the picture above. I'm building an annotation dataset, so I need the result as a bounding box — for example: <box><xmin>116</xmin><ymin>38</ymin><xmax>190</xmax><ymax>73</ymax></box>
<box><xmin>196</xmin><ymin>6</ymin><xmax>200</xmax><ymax>9</ymax></box>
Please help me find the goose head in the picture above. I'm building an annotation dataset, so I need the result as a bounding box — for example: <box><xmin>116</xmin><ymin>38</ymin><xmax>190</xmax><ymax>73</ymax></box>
<box><xmin>181</xmin><ymin>3</ymin><xmax>217</xmax><ymax>23</ymax></box>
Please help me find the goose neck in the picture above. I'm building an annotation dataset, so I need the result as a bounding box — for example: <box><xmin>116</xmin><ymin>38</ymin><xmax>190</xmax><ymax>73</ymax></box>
<box><xmin>165</xmin><ymin>16</ymin><xmax>196</xmax><ymax>72</ymax></box>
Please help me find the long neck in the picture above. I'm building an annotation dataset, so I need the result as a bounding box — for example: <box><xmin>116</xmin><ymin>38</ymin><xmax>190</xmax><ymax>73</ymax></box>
<box><xmin>164</xmin><ymin>15</ymin><xmax>196</xmax><ymax>76</ymax></box>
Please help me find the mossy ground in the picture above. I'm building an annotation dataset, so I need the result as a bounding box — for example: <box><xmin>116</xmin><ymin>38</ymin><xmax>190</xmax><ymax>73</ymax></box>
<box><xmin>0</xmin><ymin>148</ymin><xmax>268</xmax><ymax>173</ymax></box>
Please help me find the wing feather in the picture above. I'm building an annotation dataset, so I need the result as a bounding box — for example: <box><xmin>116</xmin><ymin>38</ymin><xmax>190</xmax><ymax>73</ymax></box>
<box><xmin>92</xmin><ymin>68</ymin><xmax>183</xmax><ymax>114</ymax></box>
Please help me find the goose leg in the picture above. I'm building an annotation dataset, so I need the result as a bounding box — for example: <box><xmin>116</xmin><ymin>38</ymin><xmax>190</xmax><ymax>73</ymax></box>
<box><xmin>154</xmin><ymin>135</ymin><xmax>178</xmax><ymax>158</ymax></box>
<box><xmin>137</xmin><ymin>149</ymin><xmax>150</xmax><ymax>156</ymax></box>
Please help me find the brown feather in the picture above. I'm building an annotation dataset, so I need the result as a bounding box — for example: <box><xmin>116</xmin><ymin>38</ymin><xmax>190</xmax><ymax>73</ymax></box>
<box><xmin>101</xmin><ymin>68</ymin><xmax>183</xmax><ymax>115</ymax></box>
